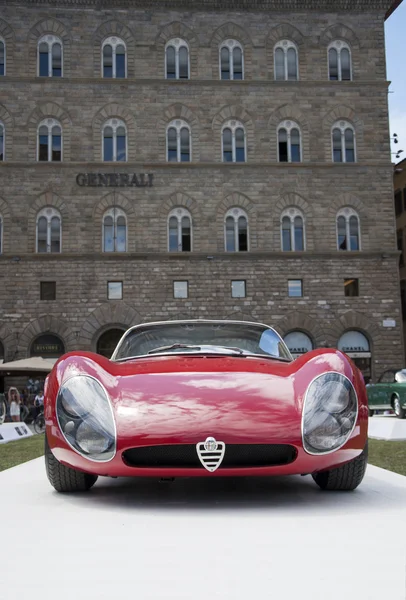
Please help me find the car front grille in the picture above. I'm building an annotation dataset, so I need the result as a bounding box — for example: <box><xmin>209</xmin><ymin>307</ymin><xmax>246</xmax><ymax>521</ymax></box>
<box><xmin>122</xmin><ymin>444</ymin><xmax>297</xmax><ymax>469</ymax></box>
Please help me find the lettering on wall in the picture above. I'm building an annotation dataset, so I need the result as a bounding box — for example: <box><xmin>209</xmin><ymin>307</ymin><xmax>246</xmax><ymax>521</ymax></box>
<box><xmin>76</xmin><ymin>173</ymin><xmax>154</xmax><ymax>188</ymax></box>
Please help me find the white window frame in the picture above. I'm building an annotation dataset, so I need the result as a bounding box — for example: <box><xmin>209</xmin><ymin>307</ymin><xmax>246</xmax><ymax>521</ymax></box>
<box><xmin>281</xmin><ymin>207</ymin><xmax>306</xmax><ymax>251</ymax></box>
<box><xmin>102</xmin><ymin>118</ymin><xmax>128</xmax><ymax>162</ymax></box>
<box><xmin>274</xmin><ymin>40</ymin><xmax>299</xmax><ymax>81</ymax></box>
<box><xmin>38</xmin><ymin>35</ymin><xmax>63</xmax><ymax>77</ymax></box>
<box><xmin>0</xmin><ymin>120</ymin><xmax>4</xmax><ymax>161</ymax></box>
<box><xmin>165</xmin><ymin>38</ymin><xmax>190</xmax><ymax>80</ymax></box>
<box><xmin>221</xmin><ymin>120</ymin><xmax>247</xmax><ymax>163</ymax></box>
<box><xmin>231</xmin><ymin>280</ymin><xmax>246</xmax><ymax>298</ymax></box>
<box><xmin>37</xmin><ymin>118</ymin><xmax>63</xmax><ymax>162</ymax></box>
<box><xmin>277</xmin><ymin>120</ymin><xmax>302</xmax><ymax>162</ymax></box>
<box><xmin>168</xmin><ymin>207</ymin><xmax>193</xmax><ymax>251</ymax></box>
<box><xmin>101</xmin><ymin>36</ymin><xmax>127</xmax><ymax>78</ymax></box>
<box><xmin>336</xmin><ymin>207</ymin><xmax>361</xmax><ymax>251</ymax></box>
<box><xmin>331</xmin><ymin>120</ymin><xmax>356</xmax><ymax>163</ymax></box>
<box><xmin>36</xmin><ymin>207</ymin><xmax>62</xmax><ymax>253</ymax></box>
<box><xmin>224</xmin><ymin>207</ymin><xmax>249</xmax><ymax>251</ymax></box>
<box><xmin>219</xmin><ymin>39</ymin><xmax>244</xmax><ymax>80</ymax></box>
<box><xmin>102</xmin><ymin>207</ymin><xmax>127</xmax><ymax>252</ymax></box>
<box><xmin>328</xmin><ymin>40</ymin><xmax>352</xmax><ymax>81</ymax></box>
<box><xmin>0</xmin><ymin>36</ymin><xmax>6</xmax><ymax>76</ymax></box>
<box><xmin>166</xmin><ymin>120</ymin><xmax>192</xmax><ymax>162</ymax></box>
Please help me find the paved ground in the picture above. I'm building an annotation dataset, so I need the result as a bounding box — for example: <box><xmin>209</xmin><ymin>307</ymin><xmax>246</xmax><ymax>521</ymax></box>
<box><xmin>369</xmin><ymin>414</ymin><xmax>406</xmax><ymax>441</ymax></box>
<box><xmin>1</xmin><ymin>458</ymin><xmax>406</xmax><ymax>600</ymax></box>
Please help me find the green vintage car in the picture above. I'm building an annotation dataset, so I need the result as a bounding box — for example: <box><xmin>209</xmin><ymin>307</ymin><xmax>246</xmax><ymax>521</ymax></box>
<box><xmin>367</xmin><ymin>369</ymin><xmax>406</xmax><ymax>419</ymax></box>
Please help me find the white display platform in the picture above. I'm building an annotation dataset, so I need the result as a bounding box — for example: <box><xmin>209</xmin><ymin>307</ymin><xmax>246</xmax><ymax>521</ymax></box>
<box><xmin>368</xmin><ymin>415</ymin><xmax>406</xmax><ymax>441</ymax></box>
<box><xmin>0</xmin><ymin>422</ymin><xmax>33</xmax><ymax>443</ymax></box>
<box><xmin>1</xmin><ymin>459</ymin><xmax>406</xmax><ymax>600</ymax></box>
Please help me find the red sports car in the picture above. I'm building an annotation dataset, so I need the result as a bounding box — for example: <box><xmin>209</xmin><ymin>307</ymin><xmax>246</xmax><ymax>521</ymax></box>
<box><xmin>44</xmin><ymin>320</ymin><xmax>368</xmax><ymax>493</ymax></box>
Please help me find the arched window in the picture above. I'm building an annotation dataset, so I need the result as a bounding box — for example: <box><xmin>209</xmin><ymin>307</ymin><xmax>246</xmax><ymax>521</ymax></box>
<box><xmin>30</xmin><ymin>334</ymin><xmax>65</xmax><ymax>358</ymax></box>
<box><xmin>36</xmin><ymin>207</ymin><xmax>61</xmax><ymax>253</ymax></box>
<box><xmin>38</xmin><ymin>119</ymin><xmax>62</xmax><ymax>162</ymax></box>
<box><xmin>225</xmin><ymin>207</ymin><xmax>249</xmax><ymax>252</ymax></box>
<box><xmin>332</xmin><ymin>121</ymin><xmax>356</xmax><ymax>163</ymax></box>
<box><xmin>168</xmin><ymin>207</ymin><xmax>192</xmax><ymax>252</ymax></box>
<box><xmin>328</xmin><ymin>41</ymin><xmax>352</xmax><ymax>81</ymax></box>
<box><xmin>103</xmin><ymin>119</ymin><xmax>127</xmax><ymax>162</ymax></box>
<box><xmin>0</xmin><ymin>121</ymin><xmax>4</xmax><ymax>161</ymax></box>
<box><xmin>0</xmin><ymin>37</ymin><xmax>5</xmax><ymax>76</ymax></box>
<box><xmin>103</xmin><ymin>207</ymin><xmax>127</xmax><ymax>252</ymax></box>
<box><xmin>281</xmin><ymin>208</ymin><xmax>305</xmax><ymax>251</ymax></box>
<box><xmin>278</xmin><ymin>120</ymin><xmax>302</xmax><ymax>162</ymax></box>
<box><xmin>222</xmin><ymin>120</ymin><xmax>246</xmax><ymax>163</ymax></box>
<box><xmin>102</xmin><ymin>37</ymin><xmax>126</xmax><ymax>78</ymax></box>
<box><xmin>165</xmin><ymin>39</ymin><xmax>189</xmax><ymax>80</ymax></box>
<box><xmin>167</xmin><ymin>120</ymin><xmax>191</xmax><ymax>162</ymax></box>
<box><xmin>274</xmin><ymin>41</ymin><xmax>298</xmax><ymax>81</ymax></box>
<box><xmin>38</xmin><ymin>35</ymin><xmax>62</xmax><ymax>77</ymax></box>
<box><xmin>220</xmin><ymin>40</ymin><xmax>244</xmax><ymax>80</ymax></box>
<box><xmin>337</xmin><ymin>208</ymin><xmax>360</xmax><ymax>251</ymax></box>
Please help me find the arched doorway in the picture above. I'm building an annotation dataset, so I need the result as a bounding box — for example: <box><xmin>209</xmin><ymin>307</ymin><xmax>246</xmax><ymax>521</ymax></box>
<box><xmin>0</xmin><ymin>341</ymin><xmax>4</xmax><ymax>362</ymax></box>
<box><xmin>30</xmin><ymin>334</ymin><xmax>65</xmax><ymax>359</ymax></box>
<box><xmin>284</xmin><ymin>331</ymin><xmax>313</xmax><ymax>358</ymax></box>
<box><xmin>338</xmin><ymin>330</ymin><xmax>371</xmax><ymax>382</ymax></box>
<box><xmin>96</xmin><ymin>328</ymin><xmax>125</xmax><ymax>358</ymax></box>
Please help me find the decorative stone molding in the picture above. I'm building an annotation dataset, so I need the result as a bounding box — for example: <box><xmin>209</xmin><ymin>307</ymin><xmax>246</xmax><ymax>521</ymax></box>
<box><xmin>27</xmin><ymin>191</ymin><xmax>67</xmax><ymax>253</ymax></box>
<box><xmin>18</xmin><ymin>315</ymin><xmax>76</xmax><ymax>357</ymax></box>
<box><xmin>156</xmin><ymin>22</ymin><xmax>198</xmax><ymax>79</ymax></box>
<box><xmin>273</xmin><ymin>311</ymin><xmax>325</xmax><ymax>346</ymax></box>
<box><xmin>93</xmin><ymin>21</ymin><xmax>135</xmax><ymax>78</ymax></box>
<box><xmin>266</xmin><ymin>23</ymin><xmax>306</xmax><ymax>80</ymax></box>
<box><xmin>216</xmin><ymin>192</ymin><xmax>256</xmax><ymax>251</ymax></box>
<box><xmin>324</xmin><ymin>310</ymin><xmax>380</xmax><ymax>349</ymax></box>
<box><xmin>268</xmin><ymin>105</ymin><xmax>310</xmax><ymax>162</ymax></box>
<box><xmin>0</xmin><ymin>104</ymin><xmax>13</xmax><ymax>162</ymax></box>
<box><xmin>322</xmin><ymin>104</ymin><xmax>363</xmax><ymax>163</ymax></box>
<box><xmin>93</xmin><ymin>191</ymin><xmax>135</xmax><ymax>252</ymax></box>
<box><xmin>0</xmin><ymin>18</ymin><xmax>15</xmax><ymax>75</ymax></box>
<box><xmin>158</xmin><ymin>104</ymin><xmax>200</xmax><ymax>162</ymax></box>
<box><xmin>272</xmin><ymin>192</ymin><xmax>313</xmax><ymax>251</ymax></box>
<box><xmin>159</xmin><ymin>191</ymin><xmax>200</xmax><ymax>252</ymax></box>
<box><xmin>27</xmin><ymin>102</ymin><xmax>72</xmax><ymax>162</ymax></box>
<box><xmin>27</xmin><ymin>19</ymin><xmax>71</xmax><ymax>77</ymax></box>
<box><xmin>79</xmin><ymin>301</ymin><xmax>141</xmax><ymax>350</ymax></box>
<box><xmin>92</xmin><ymin>104</ymin><xmax>136</xmax><ymax>162</ymax></box>
<box><xmin>327</xmin><ymin>192</ymin><xmax>367</xmax><ymax>251</ymax></box>
<box><xmin>212</xmin><ymin>105</ymin><xmax>254</xmax><ymax>162</ymax></box>
<box><xmin>210</xmin><ymin>22</ymin><xmax>253</xmax><ymax>80</ymax></box>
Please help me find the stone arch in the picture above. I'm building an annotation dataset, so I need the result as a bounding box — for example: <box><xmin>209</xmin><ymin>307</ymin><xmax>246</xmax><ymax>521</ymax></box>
<box><xmin>158</xmin><ymin>104</ymin><xmax>200</xmax><ymax>162</ymax></box>
<box><xmin>222</xmin><ymin>309</ymin><xmax>257</xmax><ymax>323</ymax></box>
<box><xmin>0</xmin><ymin>18</ymin><xmax>15</xmax><ymax>75</ymax></box>
<box><xmin>94</xmin><ymin>191</ymin><xmax>135</xmax><ymax>252</ymax></box>
<box><xmin>18</xmin><ymin>315</ymin><xmax>75</xmax><ymax>358</ymax></box>
<box><xmin>210</xmin><ymin>22</ymin><xmax>253</xmax><ymax>80</ymax></box>
<box><xmin>212</xmin><ymin>105</ymin><xmax>254</xmax><ymax>162</ymax></box>
<box><xmin>272</xmin><ymin>312</ymin><xmax>326</xmax><ymax>347</ymax></box>
<box><xmin>272</xmin><ymin>192</ymin><xmax>313</xmax><ymax>252</ymax></box>
<box><xmin>0</xmin><ymin>196</ymin><xmax>11</xmax><ymax>255</ymax></box>
<box><xmin>156</xmin><ymin>22</ymin><xmax>198</xmax><ymax>79</ymax></box>
<box><xmin>0</xmin><ymin>323</ymin><xmax>17</xmax><ymax>361</ymax></box>
<box><xmin>27</xmin><ymin>102</ymin><xmax>72</xmax><ymax>162</ymax></box>
<box><xmin>266</xmin><ymin>23</ymin><xmax>306</xmax><ymax>80</ymax></box>
<box><xmin>321</xmin><ymin>24</ymin><xmax>360</xmax><ymax>81</ymax></box>
<box><xmin>159</xmin><ymin>191</ymin><xmax>200</xmax><ymax>252</ymax></box>
<box><xmin>327</xmin><ymin>192</ymin><xmax>367</xmax><ymax>251</ymax></box>
<box><xmin>216</xmin><ymin>192</ymin><xmax>256</xmax><ymax>252</ymax></box>
<box><xmin>93</xmin><ymin>21</ymin><xmax>135</xmax><ymax>78</ymax></box>
<box><xmin>26</xmin><ymin>191</ymin><xmax>67</xmax><ymax>253</ymax></box>
<box><xmin>0</xmin><ymin>104</ymin><xmax>14</xmax><ymax>161</ymax></box>
<box><xmin>322</xmin><ymin>104</ymin><xmax>363</xmax><ymax>163</ymax></box>
<box><xmin>80</xmin><ymin>302</ymin><xmax>141</xmax><ymax>351</ymax></box>
<box><xmin>268</xmin><ymin>104</ymin><xmax>310</xmax><ymax>162</ymax></box>
<box><xmin>324</xmin><ymin>310</ymin><xmax>380</xmax><ymax>351</ymax></box>
<box><xmin>92</xmin><ymin>103</ymin><xmax>136</xmax><ymax>161</ymax></box>
<box><xmin>27</xmin><ymin>19</ymin><xmax>72</xmax><ymax>77</ymax></box>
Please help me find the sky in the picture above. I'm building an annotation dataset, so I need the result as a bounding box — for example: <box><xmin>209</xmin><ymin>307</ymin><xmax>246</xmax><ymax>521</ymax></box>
<box><xmin>386</xmin><ymin>1</ymin><xmax>406</xmax><ymax>160</ymax></box>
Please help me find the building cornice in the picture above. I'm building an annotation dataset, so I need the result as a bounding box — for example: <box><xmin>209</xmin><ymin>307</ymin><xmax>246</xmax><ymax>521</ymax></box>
<box><xmin>0</xmin><ymin>161</ymin><xmax>395</xmax><ymax>169</ymax></box>
<box><xmin>0</xmin><ymin>0</ymin><xmax>400</xmax><ymax>17</ymax></box>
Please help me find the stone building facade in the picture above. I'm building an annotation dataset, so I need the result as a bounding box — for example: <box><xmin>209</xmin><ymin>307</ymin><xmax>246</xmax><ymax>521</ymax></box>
<box><xmin>394</xmin><ymin>157</ymin><xmax>406</xmax><ymax>361</ymax></box>
<box><xmin>0</xmin><ymin>0</ymin><xmax>403</xmax><ymax>382</ymax></box>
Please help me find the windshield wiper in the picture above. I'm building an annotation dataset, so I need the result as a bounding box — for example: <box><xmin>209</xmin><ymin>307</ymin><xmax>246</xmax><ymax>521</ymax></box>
<box><xmin>148</xmin><ymin>344</ymin><xmax>202</xmax><ymax>354</ymax></box>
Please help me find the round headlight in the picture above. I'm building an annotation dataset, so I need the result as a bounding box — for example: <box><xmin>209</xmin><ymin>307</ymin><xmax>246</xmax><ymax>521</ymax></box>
<box><xmin>56</xmin><ymin>375</ymin><xmax>116</xmax><ymax>462</ymax></box>
<box><xmin>302</xmin><ymin>372</ymin><xmax>358</xmax><ymax>455</ymax></box>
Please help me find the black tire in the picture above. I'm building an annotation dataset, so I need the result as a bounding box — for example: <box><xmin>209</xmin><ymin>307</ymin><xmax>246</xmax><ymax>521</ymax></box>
<box><xmin>312</xmin><ymin>444</ymin><xmax>368</xmax><ymax>491</ymax></box>
<box><xmin>392</xmin><ymin>395</ymin><xmax>406</xmax><ymax>419</ymax></box>
<box><xmin>45</xmin><ymin>434</ymin><xmax>98</xmax><ymax>493</ymax></box>
<box><xmin>368</xmin><ymin>409</ymin><xmax>374</xmax><ymax>417</ymax></box>
<box><xmin>34</xmin><ymin>414</ymin><xmax>46</xmax><ymax>434</ymax></box>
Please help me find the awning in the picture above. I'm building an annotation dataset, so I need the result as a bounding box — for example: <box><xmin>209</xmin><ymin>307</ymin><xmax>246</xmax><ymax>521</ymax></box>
<box><xmin>0</xmin><ymin>357</ymin><xmax>57</xmax><ymax>374</ymax></box>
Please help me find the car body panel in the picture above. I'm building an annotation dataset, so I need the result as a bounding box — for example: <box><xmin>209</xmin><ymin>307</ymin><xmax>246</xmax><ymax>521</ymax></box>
<box><xmin>367</xmin><ymin>369</ymin><xmax>406</xmax><ymax>410</ymax></box>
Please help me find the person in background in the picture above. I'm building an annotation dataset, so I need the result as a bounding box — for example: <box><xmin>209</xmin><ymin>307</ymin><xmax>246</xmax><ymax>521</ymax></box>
<box><xmin>8</xmin><ymin>387</ymin><xmax>21</xmax><ymax>422</ymax></box>
<box><xmin>34</xmin><ymin>390</ymin><xmax>44</xmax><ymax>418</ymax></box>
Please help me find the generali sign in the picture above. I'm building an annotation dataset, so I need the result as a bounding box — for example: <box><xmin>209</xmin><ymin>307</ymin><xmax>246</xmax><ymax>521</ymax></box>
<box><xmin>76</xmin><ymin>173</ymin><xmax>154</xmax><ymax>187</ymax></box>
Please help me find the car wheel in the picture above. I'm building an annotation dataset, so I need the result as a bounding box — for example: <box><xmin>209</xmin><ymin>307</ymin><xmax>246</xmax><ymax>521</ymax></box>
<box><xmin>392</xmin><ymin>395</ymin><xmax>406</xmax><ymax>419</ymax></box>
<box><xmin>368</xmin><ymin>409</ymin><xmax>374</xmax><ymax>417</ymax></box>
<box><xmin>45</xmin><ymin>434</ymin><xmax>98</xmax><ymax>493</ymax></box>
<box><xmin>312</xmin><ymin>444</ymin><xmax>368</xmax><ymax>491</ymax></box>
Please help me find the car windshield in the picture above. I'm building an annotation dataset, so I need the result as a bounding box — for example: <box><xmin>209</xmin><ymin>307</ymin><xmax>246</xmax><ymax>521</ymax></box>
<box><xmin>395</xmin><ymin>369</ymin><xmax>406</xmax><ymax>382</ymax></box>
<box><xmin>112</xmin><ymin>321</ymin><xmax>292</xmax><ymax>361</ymax></box>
